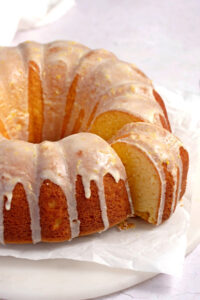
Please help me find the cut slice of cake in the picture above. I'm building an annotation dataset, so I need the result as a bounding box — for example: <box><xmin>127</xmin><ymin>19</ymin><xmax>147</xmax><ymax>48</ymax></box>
<box><xmin>110</xmin><ymin>122</ymin><xmax>189</xmax><ymax>224</ymax></box>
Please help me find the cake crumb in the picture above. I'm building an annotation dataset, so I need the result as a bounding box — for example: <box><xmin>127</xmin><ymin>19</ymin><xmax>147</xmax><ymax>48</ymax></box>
<box><xmin>117</xmin><ymin>220</ymin><xmax>135</xmax><ymax>231</ymax></box>
<box><xmin>179</xmin><ymin>198</ymin><xmax>184</xmax><ymax>207</ymax></box>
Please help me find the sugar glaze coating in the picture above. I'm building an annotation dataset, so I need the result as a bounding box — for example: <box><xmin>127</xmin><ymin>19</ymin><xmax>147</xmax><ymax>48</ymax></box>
<box><xmin>0</xmin><ymin>133</ymin><xmax>132</xmax><ymax>244</ymax></box>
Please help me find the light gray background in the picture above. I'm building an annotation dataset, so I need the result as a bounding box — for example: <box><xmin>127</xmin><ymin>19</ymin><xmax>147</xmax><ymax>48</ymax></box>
<box><xmin>13</xmin><ymin>0</ymin><xmax>200</xmax><ymax>94</ymax></box>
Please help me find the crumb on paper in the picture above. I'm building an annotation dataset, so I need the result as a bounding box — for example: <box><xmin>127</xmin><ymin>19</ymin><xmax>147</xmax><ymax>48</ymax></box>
<box><xmin>179</xmin><ymin>198</ymin><xmax>184</xmax><ymax>207</ymax></box>
<box><xmin>117</xmin><ymin>219</ymin><xmax>136</xmax><ymax>231</ymax></box>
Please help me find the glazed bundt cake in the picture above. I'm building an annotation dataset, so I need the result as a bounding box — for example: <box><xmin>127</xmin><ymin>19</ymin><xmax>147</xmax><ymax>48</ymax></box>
<box><xmin>0</xmin><ymin>40</ymin><xmax>188</xmax><ymax>244</ymax></box>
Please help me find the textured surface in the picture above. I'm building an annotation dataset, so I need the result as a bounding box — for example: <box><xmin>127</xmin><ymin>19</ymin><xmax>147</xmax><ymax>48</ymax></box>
<box><xmin>110</xmin><ymin>122</ymin><xmax>189</xmax><ymax>225</ymax></box>
<box><xmin>0</xmin><ymin>39</ymin><xmax>184</xmax><ymax>243</ymax></box>
<box><xmin>4</xmin><ymin>0</ymin><xmax>200</xmax><ymax>298</ymax></box>
<box><xmin>0</xmin><ymin>132</ymin><xmax>131</xmax><ymax>244</ymax></box>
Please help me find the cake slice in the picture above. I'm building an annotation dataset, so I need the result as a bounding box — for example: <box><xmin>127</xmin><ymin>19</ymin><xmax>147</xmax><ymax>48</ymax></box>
<box><xmin>110</xmin><ymin>122</ymin><xmax>189</xmax><ymax>224</ymax></box>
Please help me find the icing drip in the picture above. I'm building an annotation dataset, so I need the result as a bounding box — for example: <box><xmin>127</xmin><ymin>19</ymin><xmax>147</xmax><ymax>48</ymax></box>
<box><xmin>0</xmin><ymin>194</ymin><xmax>4</xmax><ymax>244</ymax></box>
<box><xmin>170</xmin><ymin>149</ymin><xmax>183</xmax><ymax>215</ymax></box>
<box><xmin>98</xmin><ymin>178</ymin><xmax>109</xmax><ymax>230</ymax></box>
<box><xmin>29</xmin><ymin>143</ymin><xmax>42</xmax><ymax>244</ymax></box>
<box><xmin>59</xmin><ymin>133</ymin><xmax>127</xmax><ymax>231</ymax></box>
<box><xmin>110</xmin><ymin>122</ymin><xmax>184</xmax><ymax>225</ymax></box>
<box><xmin>42</xmin><ymin>41</ymin><xmax>89</xmax><ymax>141</ymax></box>
<box><xmin>56</xmin><ymin>141</ymin><xmax>80</xmax><ymax>239</ymax></box>
<box><xmin>0</xmin><ymin>138</ymin><xmax>11</xmax><ymax>243</ymax></box>
<box><xmin>5</xmin><ymin>192</ymin><xmax>13</xmax><ymax>211</ymax></box>
<box><xmin>125</xmin><ymin>180</ymin><xmax>134</xmax><ymax>216</ymax></box>
<box><xmin>0</xmin><ymin>140</ymin><xmax>41</xmax><ymax>243</ymax></box>
<box><xmin>0</xmin><ymin>133</ymin><xmax>128</xmax><ymax>243</ymax></box>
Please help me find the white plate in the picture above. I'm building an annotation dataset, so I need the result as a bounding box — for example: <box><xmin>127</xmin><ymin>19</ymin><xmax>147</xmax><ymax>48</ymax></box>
<box><xmin>0</xmin><ymin>199</ymin><xmax>199</xmax><ymax>300</ymax></box>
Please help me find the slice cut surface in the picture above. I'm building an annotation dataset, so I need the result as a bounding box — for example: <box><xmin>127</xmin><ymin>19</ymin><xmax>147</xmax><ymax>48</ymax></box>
<box><xmin>111</xmin><ymin>142</ymin><xmax>161</xmax><ymax>224</ymax></box>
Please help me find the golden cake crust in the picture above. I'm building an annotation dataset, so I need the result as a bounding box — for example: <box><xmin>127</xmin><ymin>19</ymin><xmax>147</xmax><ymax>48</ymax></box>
<box><xmin>0</xmin><ymin>41</ymin><xmax>189</xmax><ymax>244</ymax></box>
<box><xmin>3</xmin><ymin>174</ymin><xmax>130</xmax><ymax>244</ymax></box>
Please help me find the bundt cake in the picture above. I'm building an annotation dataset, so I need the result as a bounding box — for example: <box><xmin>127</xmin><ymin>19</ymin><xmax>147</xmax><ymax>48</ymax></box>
<box><xmin>0</xmin><ymin>40</ymin><xmax>189</xmax><ymax>244</ymax></box>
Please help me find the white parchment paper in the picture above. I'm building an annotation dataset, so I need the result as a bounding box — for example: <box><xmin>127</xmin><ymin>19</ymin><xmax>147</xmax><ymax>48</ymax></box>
<box><xmin>0</xmin><ymin>86</ymin><xmax>199</xmax><ymax>276</ymax></box>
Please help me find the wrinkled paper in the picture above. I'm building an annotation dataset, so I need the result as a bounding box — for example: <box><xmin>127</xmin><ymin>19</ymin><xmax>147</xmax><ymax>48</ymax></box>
<box><xmin>0</xmin><ymin>85</ymin><xmax>199</xmax><ymax>276</ymax></box>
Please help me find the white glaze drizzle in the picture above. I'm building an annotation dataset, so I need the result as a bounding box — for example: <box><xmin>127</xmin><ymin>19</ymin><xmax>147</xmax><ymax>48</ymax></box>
<box><xmin>68</xmin><ymin>58</ymin><xmax>166</xmax><ymax>133</ymax></box>
<box><xmin>90</xmin><ymin>94</ymin><xmax>164</xmax><ymax>128</ymax></box>
<box><xmin>0</xmin><ymin>140</ymin><xmax>41</xmax><ymax>243</ymax></box>
<box><xmin>64</xmin><ymin>50</ymin><xmax>117</xmax><ymax>136</ymax></box>
<box><xmin>110</xmin><ymin>122</ymin><xmax>184</xmax><ymax>225</ymax></box>
<box><xmin>98</xmin><ymin>178</ymin><xmax>109</xmax><ymax>230</ymax></box>
<box><xmin>170</xmin><ymin>142</ymin><xmax>183</xmax><ymax>215</ymax></box>
<box><xmin>56</xmin><ymin>140</ymin><xmax>80</xmax><ymax>238</ymax></box>
<box><xmin>125</xmin><ymin>180</ymin><xmax>134</xmax><ymax>216</ymax></box>
<box><xmin>0</xmin><ymin>46</ymin><xmax>28</xmax><ymax>140</ymax></box>
<box><xmin>0</xmin><ymin>133</ymin><xmax>128</xmax><ymax>243</ymax></box>
<box><xmin>59</xmin><ymin>133</ymin><xmax>129</xmax><ymax>231</ymax></box>
<box><xmin>0</xmin><ymin>193</ymin><xmax>4</xmax><ymax>244</ymax></box>
<box><xmin>42</xmin><ymin>41</ymin><xmax>89</xmax><ymax>140</ymax></box>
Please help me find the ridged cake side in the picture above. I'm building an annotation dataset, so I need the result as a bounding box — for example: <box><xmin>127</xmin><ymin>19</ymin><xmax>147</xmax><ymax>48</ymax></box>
<box><xmin>0</xmin><ymin>133</ymin><xmax>132</xmax><ymax>244</ymax></box>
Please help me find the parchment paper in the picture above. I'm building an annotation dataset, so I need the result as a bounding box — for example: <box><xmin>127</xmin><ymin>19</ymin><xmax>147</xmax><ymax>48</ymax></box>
<box><xmin>0</xmin><ymin>86</ymin><xmax>199</xmax><ymax>276</ymax></box>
